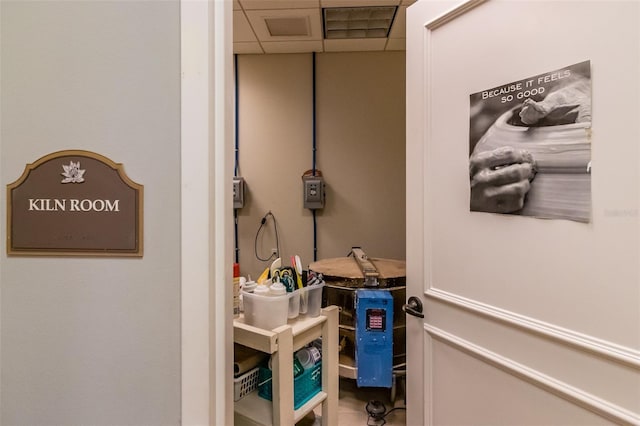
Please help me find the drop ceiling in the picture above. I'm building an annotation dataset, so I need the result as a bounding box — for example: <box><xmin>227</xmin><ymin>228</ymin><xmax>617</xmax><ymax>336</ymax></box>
<box><xmin>233</xmin><ymin>0</ymin><xmax>416</xmax><ymax>54</ymax></box>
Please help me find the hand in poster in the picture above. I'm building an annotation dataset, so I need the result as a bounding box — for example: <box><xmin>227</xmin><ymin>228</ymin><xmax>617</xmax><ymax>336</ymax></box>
<box><xmin>469</xmin><ymin>146</ymin><xmax>537</xmax><ymax>213</ymax></box>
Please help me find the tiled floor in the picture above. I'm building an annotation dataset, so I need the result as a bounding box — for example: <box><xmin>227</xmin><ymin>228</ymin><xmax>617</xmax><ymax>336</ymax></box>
<box><xmin>297</xmin><ymin>377</ymin><xmax>406</xmax><ymax>426</ymax></box>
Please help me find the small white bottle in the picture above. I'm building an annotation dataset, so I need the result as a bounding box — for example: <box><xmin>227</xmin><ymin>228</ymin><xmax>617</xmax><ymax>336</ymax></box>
<box><xmin>243</xmin><ymin>279</ymin><xmax>257</xmax><ymax>293</ymax></box>
<box><xmin>253</xmin><ymin>283</ymin><xmax>270</xmax><ymax>296</ymax></box>
<box><xmin>269</xmin><ymin>279</ymin><xmax>287</xmax><ymax>296</ymax></box>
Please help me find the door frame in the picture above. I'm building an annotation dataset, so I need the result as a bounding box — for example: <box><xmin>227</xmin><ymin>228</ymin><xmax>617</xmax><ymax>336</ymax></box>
<box><xmin>180</xmin><ymin>1</ymin><xmax>234</xmax><ymax>425</ymax></box>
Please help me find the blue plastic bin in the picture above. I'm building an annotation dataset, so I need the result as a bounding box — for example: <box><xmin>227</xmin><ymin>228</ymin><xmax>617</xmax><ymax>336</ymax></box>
<box><xmin>257</xmin><ymin>361</ymin><xmax>322</xmax><ymax>410</ymax></box>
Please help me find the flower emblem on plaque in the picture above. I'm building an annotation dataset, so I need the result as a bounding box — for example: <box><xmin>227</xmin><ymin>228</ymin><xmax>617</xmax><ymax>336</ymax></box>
<box><xmin>61</xmin><ymin>161</ymin><xmax>86</xmax><ymax>183</ymax></box>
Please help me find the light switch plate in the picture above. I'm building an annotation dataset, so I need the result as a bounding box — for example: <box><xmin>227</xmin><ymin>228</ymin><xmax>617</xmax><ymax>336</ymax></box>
<box><xmin>303</xmin><ymin>176</ymin><xmax>324</xmax><ymax>209</ymax></box>
<box><xmin>233</xmin><ymin>177</ymin><xmax>245</xmax><ymax>209</ymax></box>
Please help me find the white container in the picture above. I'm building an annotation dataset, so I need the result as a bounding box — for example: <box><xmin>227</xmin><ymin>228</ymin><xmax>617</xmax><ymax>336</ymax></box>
<box><xmin>299</xmin><ymin>283</ymin><xmax>324</xmax><ymax>317</ymax></box>
<box><xmin>295</xmin><ymin>346</ymin><xmax>321</xmax><ymax>369</ymax></box>
<box><xmin>234</xmin><ymin>366</ymin><xmax>259</xmax><ymax>401</ymax></box>
<box><xmin>288</xmin><ymin>289</ymin><xmax>301</xmax><ymax>319</ymax></box>
<box><xmin>242</xmin><ymin>290</ymin><xmax>290</xmax><ymax>330</ymax></box>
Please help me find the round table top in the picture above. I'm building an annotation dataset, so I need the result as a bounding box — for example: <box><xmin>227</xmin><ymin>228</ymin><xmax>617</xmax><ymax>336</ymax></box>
<box><xmin>308</xmin><ymin>257</ymin><xmax>406</xmax><ymax>280</ymax></box>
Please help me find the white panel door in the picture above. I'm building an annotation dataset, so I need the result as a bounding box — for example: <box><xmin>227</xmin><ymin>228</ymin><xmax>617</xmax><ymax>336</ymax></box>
<box><xmin>405</xmin><ymin>1</ymin><xmax>640</xmax><ymax>425</ymax></box>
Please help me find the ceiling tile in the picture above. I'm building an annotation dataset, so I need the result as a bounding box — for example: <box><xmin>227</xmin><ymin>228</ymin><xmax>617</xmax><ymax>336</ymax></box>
<box><xmin>234</xmin><ymin>11</ymin><xmax>258</xmax><ymax>42</ymax></box>
<box><xmin>323</xmin><ymin>38</ymin><xmax>387</xmax><ymax>52</ymax></box>
<box><xmin>246</xmin><ymin>8</ymin><xmax>322</xmax><ymax>41</ymax></box>
<box><xmin>261</xmin><ymin>40</ymin><xmax>324</xmax><ymax>53</ymax></box>
<box><xmin>240</xmin><ymin>0</ymin><xmax>320</xmax><ymax>10</ymax></box>
<box><xmin>387</xmin><ymin>5</ymin><xmax>406</xmax><ymax>38</ymax></box>
<box><xmin>234</xmin><ymin>42</ymin><xmax>265</xmax><ymax>54</ymax></box>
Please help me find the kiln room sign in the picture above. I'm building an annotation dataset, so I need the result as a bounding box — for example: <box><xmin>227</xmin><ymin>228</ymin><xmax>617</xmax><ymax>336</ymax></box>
<box><xmin>7</xmin><ymin>150</ymin><xmax>143</xmax><ymax>256</ymax></box>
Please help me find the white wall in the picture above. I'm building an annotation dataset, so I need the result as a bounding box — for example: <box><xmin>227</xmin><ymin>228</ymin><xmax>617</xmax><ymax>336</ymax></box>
<box><xmin>1</xmin><ymin>1</ymin><xmax>181</xmax><ymax>424</ymax></box>
<box><xmin>406</xmin><ymin>0</ymin><xmax>640</xmax><ymax>424</ymax></box>
<box><xmin>236</xmin><ymin>52</ymin><xmax>406</xmax><ymax>278</ymax></box>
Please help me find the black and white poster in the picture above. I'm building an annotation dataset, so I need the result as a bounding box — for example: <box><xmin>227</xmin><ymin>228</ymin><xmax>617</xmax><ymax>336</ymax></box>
<box><xmin>469</xmin><ymin>60</ymin><xmax>592</xmax><ymax>222</ymax></box>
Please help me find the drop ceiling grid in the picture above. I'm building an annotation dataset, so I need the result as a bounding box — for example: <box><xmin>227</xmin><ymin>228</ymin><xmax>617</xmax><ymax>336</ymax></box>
<box><xmin>234</xmin><ymin>10</ymin><xmax>258</xmax><ymax>43</ymax></box>
<box><xmin>233</xmin><ymin>0</ymin><xmax>415</xmax><ymax>54</ymax></box>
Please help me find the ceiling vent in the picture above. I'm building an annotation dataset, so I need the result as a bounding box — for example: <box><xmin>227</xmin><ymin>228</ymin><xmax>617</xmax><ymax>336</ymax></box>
<box><xmin>323</xmin><ymin>6</ymin><xmax>397</xmax><ymax>39</ymax></box>
<box><xmin>265</xmin><ymin>16</ymin><xmax>311</xmax><ymax>37</ymax></box>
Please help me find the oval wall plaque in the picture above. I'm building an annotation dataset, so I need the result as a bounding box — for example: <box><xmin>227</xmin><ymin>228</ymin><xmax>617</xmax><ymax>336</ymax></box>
<box><xmin>7</xmin><ymin>150</ymin><xmax>143</xmax><ymax>256</ymax></box>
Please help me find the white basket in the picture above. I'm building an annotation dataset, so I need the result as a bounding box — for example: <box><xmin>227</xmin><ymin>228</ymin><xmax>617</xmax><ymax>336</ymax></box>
<box><xmin>234</xmin><ymin>366</ymin><xmax>260</xmax><ymax>401</ymax></box>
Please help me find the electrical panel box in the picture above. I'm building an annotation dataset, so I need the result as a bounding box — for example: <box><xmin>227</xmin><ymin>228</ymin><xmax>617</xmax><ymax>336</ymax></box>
<box><xmin>355</xmin><ymin>289</ymin><xmax>393</xmax><ymax>388</ymax></box>
<box><xmin>233</xmin><ymin>177</ymin><xmax>245</xmax><ymax>209</ymax></box>
<box><xmin>303</xmin><ymin>176</ymin><xmax>325</xmax><ymax>209</ymax></box>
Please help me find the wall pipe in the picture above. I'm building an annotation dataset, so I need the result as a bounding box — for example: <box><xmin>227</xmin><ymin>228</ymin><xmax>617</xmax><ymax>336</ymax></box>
<box><xmin>312</xmin><ymin>52</ymin><xmax>318</xmax><ymax>261</ymax></box>
<box><xmin>234</xmin><ymin>54</ymin><xmax>239</xmax><ymax>264</ymax></box>
<box><xmin>234</xmin><ymin>54</ymin><xmax>240</xmax><ymax>178</ymax></box>
<box><xmin>312</xmin><ymin>53</ymin><xmax>317</xmax><ymax>175</ymax></box>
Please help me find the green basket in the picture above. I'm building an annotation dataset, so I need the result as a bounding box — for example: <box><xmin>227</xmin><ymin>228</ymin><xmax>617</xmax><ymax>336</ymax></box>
<box><xmin>257</xmin><ymin>361</ymin><xmax>322</xmax><ymax>410</ymax></box>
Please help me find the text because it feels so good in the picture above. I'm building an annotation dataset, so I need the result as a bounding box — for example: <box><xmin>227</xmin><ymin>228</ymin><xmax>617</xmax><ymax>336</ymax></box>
<box><xmin>481</xmin><ymin>69</ymin><xmax>572</xmax><ymax>103</ymax></box>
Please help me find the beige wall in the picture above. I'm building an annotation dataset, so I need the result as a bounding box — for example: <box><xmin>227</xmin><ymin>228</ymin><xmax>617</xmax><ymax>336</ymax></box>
<box><xmin>236</xmin><ymin>52</ymin><xmax>406</xmax><ymax>278</ymax></box>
